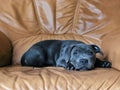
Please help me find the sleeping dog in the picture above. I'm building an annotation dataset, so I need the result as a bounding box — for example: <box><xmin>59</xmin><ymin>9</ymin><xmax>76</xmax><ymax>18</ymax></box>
<box><xmin>21</xmin><ymin>40</ymin><xmax>111</xmax><ymax>71</ymax></box>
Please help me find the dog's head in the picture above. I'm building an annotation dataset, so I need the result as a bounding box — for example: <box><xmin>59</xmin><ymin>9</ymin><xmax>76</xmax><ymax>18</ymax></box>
<box><xmin>68</xmin><ymin>43</ymin><xmax>103</xmax><ymax>71</ymax></box>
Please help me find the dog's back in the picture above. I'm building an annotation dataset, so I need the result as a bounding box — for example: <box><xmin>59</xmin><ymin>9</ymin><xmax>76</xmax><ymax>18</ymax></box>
<box><xmin>21</xmin><ymin>40</ymin><xmax>83</xmax><ymax>67</ymax></box>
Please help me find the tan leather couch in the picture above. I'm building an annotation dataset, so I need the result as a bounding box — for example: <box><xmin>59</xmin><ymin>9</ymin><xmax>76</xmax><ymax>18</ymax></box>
<box><xmin>0</xmin><ymin>0</ymin><xmax>120</xmax><ymax>90</ymax></box>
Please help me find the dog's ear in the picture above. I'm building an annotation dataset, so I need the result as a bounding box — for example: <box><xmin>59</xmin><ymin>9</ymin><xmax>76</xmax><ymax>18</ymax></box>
<box><xmin>90</xmin><ymin>45</ymin><xmax>103</xmax><ymax>55</ymax></box>
<box><xmin>56</xmin><ymin>44</ymin><xmax>76</xmax><ymax>67</ymax></box>
<box><xmin>57</xmin><ymin>44</ymin><xmax>76</xmax><ymax>63</ymax></box>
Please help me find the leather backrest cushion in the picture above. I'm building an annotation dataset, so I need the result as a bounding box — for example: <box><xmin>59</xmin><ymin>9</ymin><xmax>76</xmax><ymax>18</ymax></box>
<box><xmin>0</xmin><ymin>31</ymin><xmax>12</xmax><ymax>66</ymax></box>
<box><xmin>0</xmin><ymin>0</ymin><xmax>111</xmax><ymax>42</ymax></box>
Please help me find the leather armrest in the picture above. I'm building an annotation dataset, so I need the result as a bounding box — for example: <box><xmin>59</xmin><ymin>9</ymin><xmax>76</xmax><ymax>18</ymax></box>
<box><xmin>0</xmin><ymin>31</ymin><xmax>12</xmax><ymax>66</ymax></box>
<box><xmin>102</xmin><ymin>30</ymin><xmax>120</xmax><ymax>70</ymax></box>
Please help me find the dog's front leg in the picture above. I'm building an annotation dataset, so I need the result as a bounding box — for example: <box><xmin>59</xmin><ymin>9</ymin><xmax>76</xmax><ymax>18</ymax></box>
<box><xmin>95</xmin><ymin>58</ymin><xmax>112</xmax><ymax>68</ymax></box>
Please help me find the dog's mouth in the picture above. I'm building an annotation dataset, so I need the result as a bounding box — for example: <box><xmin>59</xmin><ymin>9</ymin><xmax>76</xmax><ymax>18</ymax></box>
<box><xmin>67</xmin><ymin>66</ymin><xmax>90</xmax><ymax>71</ymax></box>
<box><xmin>76</xmin><ymin>67</ymin><xmax>91</xmax><ymax>71</ymax></box>
<box><xmin>77</xmin><ymin>67</ymin><xmax>87</xmax><ymax>71</ymax></box>
<box><xmin>66</xmin><ymin>61</ymin><xmax>94</xmax><ymax>71</ymax></box>
<box><xmin>76</xmin><ymin>65</ymin><xmax>95</xmax><ymax>71</ymax></box>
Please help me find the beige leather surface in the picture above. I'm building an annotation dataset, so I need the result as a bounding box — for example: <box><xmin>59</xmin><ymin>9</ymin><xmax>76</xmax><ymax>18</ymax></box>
<box><xmin>102</xmin><ymin>30</ymin><xmax>120</xmax><ymax>70</ymax></box>
<box><xmin>0</xmin><ymin>0</ymin><xmax>120</xmax><ymax>89</ymax></box>
<box><xmin>0</xmin><ymin>66</ymin><xmax>120</xmax><ymax>90</ymax></box>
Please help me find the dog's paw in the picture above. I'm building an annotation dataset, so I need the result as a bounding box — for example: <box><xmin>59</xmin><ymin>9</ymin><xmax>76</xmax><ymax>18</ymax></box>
<box><xmin>66</xmin><ymin>66</ymin><xmax>75</xmax><ymax>70</ymax></box>
<box><xmin>66</xmin><ymin>62</ymin><xmax>75</xmax><ymax>70</ymax></box>
<box><xmin>101</xmin><ymin>61</ymin><xmax>112</xmax><ymax>68</ymax></box>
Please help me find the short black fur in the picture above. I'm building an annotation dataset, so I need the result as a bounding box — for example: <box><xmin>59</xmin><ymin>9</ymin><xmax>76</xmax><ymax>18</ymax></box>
<box><xmin>21</xmin><ymin>40</ymin><xmax>111</xmax><ymax>71</ymax></box>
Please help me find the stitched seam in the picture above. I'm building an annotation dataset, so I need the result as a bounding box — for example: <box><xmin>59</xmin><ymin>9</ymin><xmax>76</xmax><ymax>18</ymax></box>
<box><xmin>71</xmin><ymin>0</ymin><xmax>80</xmax><ymax>34</ymax></box>
<box><xmin>32</xmin><ymin>0</ymin><xmax>42</xmax><ymax>34</ymax></box>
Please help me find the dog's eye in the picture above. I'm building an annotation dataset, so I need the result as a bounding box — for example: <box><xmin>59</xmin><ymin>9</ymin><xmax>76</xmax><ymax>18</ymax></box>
<box><xmin>88</xmin><ymin>51</ymin><xmax>94</xmax><ymax>55</ymax></box>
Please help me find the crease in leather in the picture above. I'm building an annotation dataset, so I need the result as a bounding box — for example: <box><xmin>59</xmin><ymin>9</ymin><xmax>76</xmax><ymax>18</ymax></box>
<box><xmin>33</xmin><ymin>0</ymin><xmax>56</xmax><ymax>34</ymax></box>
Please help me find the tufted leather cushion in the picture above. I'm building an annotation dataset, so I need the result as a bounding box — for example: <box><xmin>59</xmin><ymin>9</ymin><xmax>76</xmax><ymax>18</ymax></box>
<box><xmin>0</xmin><ymin>31</ymin><xmax>12</xmax><ymax>66</ymax></box>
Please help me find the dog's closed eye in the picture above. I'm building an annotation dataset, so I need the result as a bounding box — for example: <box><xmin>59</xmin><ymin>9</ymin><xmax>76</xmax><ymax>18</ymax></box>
<box><xmin>87</xmin><ymin>51</ymin><xmax>94</xmax><ymax>55</ymax></box>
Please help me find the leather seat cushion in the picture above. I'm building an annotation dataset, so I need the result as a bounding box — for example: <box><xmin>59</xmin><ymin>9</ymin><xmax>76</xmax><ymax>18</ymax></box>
<box><xmin>0</xmin><ymin>66</ymin><xmax>119</xmax><ymax>90</ymax></box>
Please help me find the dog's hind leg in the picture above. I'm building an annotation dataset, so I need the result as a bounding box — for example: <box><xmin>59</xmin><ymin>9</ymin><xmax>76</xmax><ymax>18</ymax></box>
<box><xmin>21</xmin><ymin>45</ymin><xmax>46</xmax><ymax>67</ymax></box>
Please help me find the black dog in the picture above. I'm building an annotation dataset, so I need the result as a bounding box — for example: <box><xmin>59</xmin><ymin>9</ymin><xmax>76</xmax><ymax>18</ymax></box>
<box><xmin>21</xmin><ymin>40</ymin><xmax>111</xmax><ymax>71</ymax></box>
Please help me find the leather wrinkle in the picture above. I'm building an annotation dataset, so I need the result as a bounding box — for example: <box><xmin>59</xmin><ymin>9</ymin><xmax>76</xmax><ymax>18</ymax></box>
<box><xmin>32</xmin><ymin>0</ymin><xmax>42</xmax><ymax>34</ymax></box>
<box><xmin>46</xmin><ymin>69</ymin><xmax>68</xmax><ymax>89</ymax></box>
<box><xmin>37</xmin><ymin>73</ymin><xmax>46</xmax><ymax>90</ymax></box>
<box><xmin>97</xmin><ymin>80</ymin><xmax>106</xmax><ymax>90</ymax></box>
<box><xmin>34</xmin><ymin>0</ymin><xmax>56</xmax><ymax>34</ymax></box>
<box><xmin>70</xmin><ymin>0</ymin><xmax>79</xmax><ymax>34</ymax></box>
<box><xmin>107</xmin><ymin>75</ymin><xmax>120</xmax><ymax>90</ymax></box>
<box><xmin>75</xmin><ymin>0</ymin><xmax>108</xmax><ymax>35</ymax></box>
<box><xmin>31</xmin><ymin>0</ymin><xmax>44</xmax><ymax>33</ymax></box>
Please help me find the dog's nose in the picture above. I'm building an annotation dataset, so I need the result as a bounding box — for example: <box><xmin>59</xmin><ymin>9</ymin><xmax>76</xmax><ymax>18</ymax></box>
<box><xmin>80</xmin><ymin>59</ymin><xmax>88</xmax><ymax>64</ymax></box>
